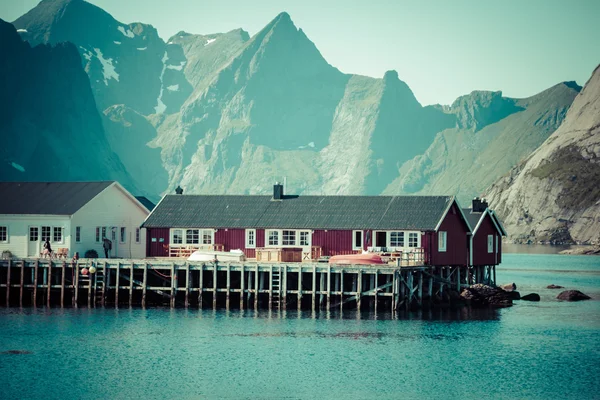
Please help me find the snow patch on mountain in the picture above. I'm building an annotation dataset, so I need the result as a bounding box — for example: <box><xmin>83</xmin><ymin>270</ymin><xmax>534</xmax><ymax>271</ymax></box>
<box><xmin>154</xmin><ymin>52</ymin><xmax>168</xmax><ymax>114</ymax></box>
<box><xmin>205</xmin><ymin>38</ymin><xmax>216</xmax><ymax>46</ymax></box>
<box><xmin>117</xmin><ymin>26</ymin><xmax>135</xmax><ymax>38</ymax></box>
<box><xmin>94</xmin><ymin>48</ymin><xmax>119</xmax><ymax>85</ymax></box>
<box><xmin>167</xmin><ymin>84</ymin><xmax>179</xmax><ymax>92</ymax></box>
<box><xmin>167</xmin><ymin>61</ymin><xmax>186</xmax><ymax>71</ymax></box>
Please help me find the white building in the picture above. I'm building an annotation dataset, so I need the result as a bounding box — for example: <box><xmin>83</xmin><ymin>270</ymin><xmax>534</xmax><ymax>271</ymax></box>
<box><xmin>0</xmin><ymin>181</ymin><xmax>153</xmax><ymax>259</ymax></box>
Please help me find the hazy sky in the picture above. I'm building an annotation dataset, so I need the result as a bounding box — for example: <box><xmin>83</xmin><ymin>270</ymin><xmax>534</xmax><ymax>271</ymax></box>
<box><xmin>2</xmin><ymin>0</ymin><xmax>599</xmax><ymax>105</ymax></box>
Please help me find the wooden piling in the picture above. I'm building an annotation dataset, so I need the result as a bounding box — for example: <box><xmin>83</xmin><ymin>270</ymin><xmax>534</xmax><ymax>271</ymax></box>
<box><xmin>326</xmin><ymin>266</ymin><xmax>331</xmax><ymax>310</ymax></box>
<box><xmin>33</xmin><ymin>260</ymin><xmax>39</xmax><ymax>307</ymax></box>
<box><xmin>297</xmin><ymin>268</ymin><xmax>302</xmax><ymax>311</ymax></box>
<box><xmin>457</xmin><ymin>267</ymin><xmax>461</xmax><ymax>291</ymax></box>
<box><xmin>319</xmin><ymin>271</ymin><xmax>325</xmax><ymax>308</ymax></box>
<box><xmin>339</xmin><ymin>269</ymin><xmax>344</xmax><ymax>312</ymax></box>
<box><xmin>5</xmin><ymin>259</ymin><xmax>10</xmax><ymax>307</ymax></box>
<box><xmin>185</xmin><ymin>262</ymin><xmax>190</xmax><ymax>308</ymax></box>
<box><xmin>19</xmin><ymin>261</ymin><xmax>24</xmax><ymax>307</ymax></box>
<box><xmin>47</xmin><ymin>261</ymin><xmax>52</xmax><ymax>307</ymax></box>
<box><xmin>268</xmin><ymin>266</ymin><xmax>273</xmax><ymax>310</ymax></box>
<box><xmin>282</xmin><ymin>265</ymin><xmax>287</xmax><ymax>310</ymax></box>
<box><xmin>88</xmin><ymin>263</ymin><xmax>93</xmax><ymax>308</ymax></box>
<box><xmin>198</xmin><ymin>264</ymin><xmax>204</xmax><ymax>308</ymax></box>
<box><xmin>226</xmin><ymin>264</ymin><xmax>231</xmax><ymax>310</ymax></box>
<box><xmin>392</xmin><ymin>270</ymin><xmax>397</xmax><ymax>312</ymax></box>
<box><xmin>129</xmin><ymin>262</ymin><xmax>134</xmax><ymax>307</ymax></box>
<box><xmin>213</xmin><ymin>265</ymin><xmax>217</xmax><ymax>310</ymax></box>
<box><xmin>171</xmin><ymin>263</ymin><xmax>176</xmax><ymax>308</ymax></box>
<box><xmin>254</xmin><ymin>265</ymin><xmax>259</xmax><ymax>310</ymax></box>
<box><xmin>240</xmin><ymin>266</ymin><xmax>245</xmax><ymax>309</ymax></box>
<box><xmin>373</xmin><ymin>270</ymin><xmax>378</xmax><ymax>313</ymax></box>
<box><xmin>74</xmin><ymin>263</ymin><xmax>80</xmax><ymax>307</ymax></box>
<box><xmin>356</xmin><ymin>270</ymin><xmax>362</xmax><ymax>311</ymax></box>
<box><xmin>142</xmin><ymin>263</ymin><xmax>148</xmax><ymax>308</ymax></box>
<box><xmin>312</xmin><ymin>265</ymin><xmax>316</xmax><ymax>311</ymax></box>
<box><xmin>115</xmin><ymin>262</ymin><xmax>120</xmax><ymax>308</ymax></box>
<box><xmin>60</xmin><ymin>262</ymin><xmax>66</xmax><ymax>308</ymax></box>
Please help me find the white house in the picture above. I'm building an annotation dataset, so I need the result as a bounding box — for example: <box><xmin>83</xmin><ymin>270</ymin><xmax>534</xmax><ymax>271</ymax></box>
<box><xmin>0</xmin><ymin>181</ymin><xmax>153</xmax><ymax>259</ymax></box>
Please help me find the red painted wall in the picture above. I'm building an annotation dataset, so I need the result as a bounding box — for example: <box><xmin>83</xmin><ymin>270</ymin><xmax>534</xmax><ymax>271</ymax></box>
<box><xmin>472</xmin><ymin>214</ymin><xmax>501</xmax><ymax>266</ymax></box>
<box><xmin>214</xmin><ymin>229</ymin><xmax>257</xmax><ymax>258</ymax></box>
<box><xmin>147</xmin><ymin>228</ymin><xmax>169</xmax><ymax>257</ymax></box>
<box><xmin>430</xmin><ymin>203</ymin><xmax>469</xmax><ymax>266</ymax></box>
<box><xmin>312</xmin><ymin>230</ymin><xmax>356</xmax><ymax>256</ymax></box>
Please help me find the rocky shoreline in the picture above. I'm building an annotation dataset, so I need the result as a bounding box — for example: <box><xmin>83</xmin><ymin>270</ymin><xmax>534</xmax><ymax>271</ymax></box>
<box><xmin>559</xmin><ymin>246</ymin><xmax>600</xmax><ymax>255</ymax></box>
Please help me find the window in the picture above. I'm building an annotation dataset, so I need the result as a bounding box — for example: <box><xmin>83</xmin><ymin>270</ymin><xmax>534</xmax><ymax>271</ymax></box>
<box><xmin>101</xmin><ymin>227</ymin><xmax>107</xmax><ymax>239</ymax></box>
<box><xmin>135</xmin><ymin>228</ymin><xmax>141</xmax><ymax>244</ymax></box>
<box><xmin>76</xmin><ymin>227</ymin><xmax>81</xmax><ymax>243</ymax></box>
<box><xmin>41</xmin><ymin>226</ymin><xmax>51</xmax><ymax>242</ymax></box>
<box><xmin>299</xmin><ymin>231</ymin><xmax>310</xmax><ymax>246</ymax></box>
<box><xmin>408</xmin><ymin>232</ymin><xmax>419</xmax><ymax>248</ymax></box>
<box><xmin>282</xmin><ymin>230</ymin><xmax>296</xmax><ymax>246</ymax></box>
<box><xmin>186</xmin><ymin>229</ymin><xmax>199</xmax><ymax>244</ymax></box>
<box><xmin>172</xmin><ymin>229</ymin><xmax>183</xmax><ymax>244</ymax></box>
<box><xmin>96</xmin><ymin>227</ymin><xmax>100</xmax><ymax>242</ymax></box>
<box><xmin>390</xmin><ymin>232</ymin><xmax>404</xmax><ymax>247</ymax></box>
<box><xmin>488</xmin><ymin>235</ymin><xmax>494</xmax><ymax>253</ymax></box>
<box><xmin>438</xmin><ymin>231</ymin><xmax>447</xmax><ymax>252</ymax></box>
<box><xmin>246</xmin><ymin>229</ymin><xmax>256</xmax><ymax>248</ymax></box>
<box><xmin>53</xmin><ymin>227</ymin><xmax>62</xmax><ymax>243</ymax></box>
<box><xmin>111</xmin><ymin>229</ymin><xmax>116</xmax><ymax>242</ymax></box>
<box><xmin>352</xmin><ymin>230</ymin><xmax>363</xmax><ymax>250</ymax></box>
<box><xmin>120</xmin><ymin>227</ymin><xmax>126</xmax><ymax>243</ymax></box>
<box><xmin>202</xmin><ymin>230</ymin><xmax>213</xmax><ymax>245</ymax></box>
<box><xmin>0</xmin><ymin>226</ymin><xmax>7</xmax><ymax>242</ymax></box>
<box><xmin>268</xmin><ymin>230</ymin><xmax>279</xmax><ymax>246</ymax></box>
<box><xmin>30</xmin><ymin>227</ymin><xmax>39</xmax><ymax>242</ymax></box>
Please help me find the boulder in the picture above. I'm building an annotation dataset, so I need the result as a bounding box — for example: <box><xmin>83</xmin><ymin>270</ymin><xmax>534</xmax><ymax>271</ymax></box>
<box><xmin>547</xmin><ymin>284</ymin><xmax>564</xmax><ymax>289</ymax></box>
<box><xmin>461</xmin><ymin>284</ymin><xmax>515</xmax><ymax>307</ymax></box>
<box><xmin>520</xmin><ymin>293</ymin><xmax>541</xmax><ymax>301</ymax></box>
<box><xmin>557</xmin><ymin>290</ymin><xmax>591</xmax><ymax>301</ymax></box>
<box><xmin>499</xmin><ymin>283</ymin><xmax>517</xmax><ymax>292</ymax></box>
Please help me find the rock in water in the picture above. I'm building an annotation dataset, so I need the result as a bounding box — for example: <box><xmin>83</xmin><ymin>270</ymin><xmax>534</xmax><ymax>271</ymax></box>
<box><xmin>557</xmin><ymin>290</ymin><xmax>591</xmax><ymax>301</ymax></box>
<box><xmin>460</xmin><ymin>284</ymin><xmax>516</xmax><ymax>307</ymax></box>
<box><xmin>521</xmin><ymin>293</ymin><xmax>541</xmax><ymax>301</ymax></box>
<box><xmin>547</xmin><ymin>284</ymin><xmax>564</xmax><ymax>289</ymax></box>
<box><xmin>500</xmin><ymin>283</ymin><xmax>517</xmax><ymax>292</ymax></box>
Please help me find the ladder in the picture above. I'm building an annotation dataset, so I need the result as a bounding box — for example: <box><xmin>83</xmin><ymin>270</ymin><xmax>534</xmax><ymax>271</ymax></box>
<box><xmin>271</xmin><ymin>267</ymin><xmax>281</xmax><ymax>309</ymax></box>
<box><xmin>94</xmin><ymin>265</ymin><xmax>105</xmax><ymax>306</ymax></box>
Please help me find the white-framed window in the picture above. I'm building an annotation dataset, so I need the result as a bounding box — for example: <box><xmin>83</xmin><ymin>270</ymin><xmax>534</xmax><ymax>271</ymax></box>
<box><xmin>95</xmin><ymin>227</ymin><xmax>100</xmax><ymax>242</ymax></box>
<box><xmin>29</xmin><ymin>227</ymin><xmax>39</xmax><ymax>242</ymax></box>
<box><xmin>488</xmin><ymin>235</ymin><xmax>494</xmax><ymax>253</ymax></box>
<box><xmin>267</xmin><ymin>230</ymin><xmax>279</xmax><ymax>246</ymax></box>
<box><xmin>390</xmin><ymin>231</ymin><xmax>404</xmax><ymax>247</ymax></box>
<box><xmin>135</xmin><ymin>228</ymin><xmax>141</xmax><ymax>244</ymax></box>
<box><xmin>186</xmin><ymin>229</ymin><xmax>199</xmax><ymax>244</ymax></box>
<box><xmin>408</xmin><ymin>232</ymin><xmax>419</xmax><ymax>248</ymax></box>
<box><xmin>53</xmin><ymin>227</ymin><xmax>63</xmax><ymax>243</ymax></box>
<box><xmin>245</xmin><ymin>229</ymin><xmax>256</xmax><ymax>248</ymax></box>
<box><xmin>120</xmin><ymin>227</ymin><xmax>126</xmax><ymax>243</ymax></box>
<box><xmin>41</xmin><ymin>226</ymin><xmax>51</xmax><ymax>242</ymax></box>
<box><xmin>76</xmin><ymin>227</ymin><xmax>81</xmax><ymax>243</ymax></box>
<box><xmin>282</xmin><ymin>230</ymin><xmax>296</xmax><ymax>246</ymax></box>
<box><xmin>202</xmin><ymin>229</ymin><xmax>213</xmax><ymax>245</ymax></box>
<box><xmin>299</xmin><ymin>231</ymin><xmax>310</xmax><ymax>246</ymax></box>
<box><xmin>352</xmin><ymin>230</ymin><xmax>363</xmax><ymax>250</ymax></box>
<box><xmin>0</xmin><ymin>226</ymin><xmax>7</xmax><ymax>243</ymax></box>
<box><xmin>111</xmin><ymin>228</ymin><xmax>116</xmax><ymax>242</ymax></box>
<box><xmin>172</xmin><ymin>229</ymin><xmax>183</xmax><ymax>244</ymax></box>
<box><xmin>101</xmin><ymin>227</ymin><xmax>107</xmax><ymax>240</ymax></box>
<box><xmin>438</xmin><ymin>231</ymin><xmax>447</xmax><ymax>252</ymax></box>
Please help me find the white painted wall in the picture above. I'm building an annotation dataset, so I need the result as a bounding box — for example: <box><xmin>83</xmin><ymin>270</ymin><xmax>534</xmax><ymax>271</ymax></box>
<box><xmin>71</xmin><ymin>183</ymin><xmax>148</xmax><ymax>259</ymax></box>
<box><xmin>0</xmin><ymin>183</ymin><xmax>148</xmax><ymax>259</ymax></box>
<box><xmin>0</xmin><ymin>215</ymin><xmax>70</xmax><ymax>258</ymax></box>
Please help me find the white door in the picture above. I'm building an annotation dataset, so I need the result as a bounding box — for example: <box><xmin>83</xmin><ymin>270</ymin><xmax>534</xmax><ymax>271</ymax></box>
<box><xmin>299</xmin><ymin>230</ymin><xmax>312</xmax><ymax>261</ymax></box>
<box><xmin>28</xmin><ymin>226</ymin><xmax>40</xmax><ymax>257</ymax></box>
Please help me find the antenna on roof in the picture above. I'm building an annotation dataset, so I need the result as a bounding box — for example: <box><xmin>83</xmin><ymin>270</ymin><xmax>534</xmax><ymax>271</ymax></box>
<box><xmin>284</xmin><ymin>176</ymin><xmax>287</xmax><ymax>194</ymax></box>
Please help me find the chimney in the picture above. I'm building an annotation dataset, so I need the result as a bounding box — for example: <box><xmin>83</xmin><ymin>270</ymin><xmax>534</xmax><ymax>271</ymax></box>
<box><xmin>175</xmin><ymin>185</ymin><xmax>183</xmax><ymax>195</ymax></box>
<box><xmin>472</xmin><ymin>197</ymin><xmax>487</xmax><ymax>212</ymax></box>
<box><xmin>273</xmin><ymin>182</ymin><xmax>283</xmax><ymax>200</ymax></box>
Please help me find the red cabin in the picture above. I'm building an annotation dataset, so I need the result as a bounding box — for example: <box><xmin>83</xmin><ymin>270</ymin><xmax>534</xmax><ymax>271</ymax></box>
<box><xmin>463</xmin><ymin>198</ymin><xmax>507</xmax><ymax>266</ymax></box>
<box><xmin>142</xmin><ymin>184</ymin><xmax>473</xmax><ymax>267</ymax></box>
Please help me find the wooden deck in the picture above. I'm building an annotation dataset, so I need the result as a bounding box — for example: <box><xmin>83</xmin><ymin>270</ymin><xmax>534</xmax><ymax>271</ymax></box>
<box><xmin>0</xmin><ymin>259</ymin><xmax>497</xmax><ymax>311</ymax></box>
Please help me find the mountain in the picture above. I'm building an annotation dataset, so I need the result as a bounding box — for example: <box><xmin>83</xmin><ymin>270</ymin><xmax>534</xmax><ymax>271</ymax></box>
<box><xmin>0</xmin><ymin>18</ymin><xmax>135</xmax><ymax>190</ymax></box>
<box><xmin>485</xmin><ymin>65</ymin><xmax>600</xmax><ymax>244</ymax></box>
<box><xmin>383</xmin><ymin>83</ymin><xmax>580</xmax><ymax>203</ymax></box>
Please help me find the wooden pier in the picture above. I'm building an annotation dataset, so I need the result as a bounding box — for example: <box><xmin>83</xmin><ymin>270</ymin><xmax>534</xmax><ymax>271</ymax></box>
<box><xmin>0</xmin><ymin>259</ymin><xmax>496</xmax><ymax>310</ymax></box>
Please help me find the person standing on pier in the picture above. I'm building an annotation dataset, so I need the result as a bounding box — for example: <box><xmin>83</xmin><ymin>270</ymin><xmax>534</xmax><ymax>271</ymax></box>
<box><xmin>43</xmin><ymin>239</ymin><xmax>52</xmax><ymax>258</ymax></box>
<box><xmin>103</xmin><ymin>237</ymin><xmax>112</xmax><ymax>258</ymax></box>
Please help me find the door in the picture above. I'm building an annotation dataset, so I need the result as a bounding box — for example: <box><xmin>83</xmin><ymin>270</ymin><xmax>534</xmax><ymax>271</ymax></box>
<box><xmin>298</xmin><ymin>230</ymin><xmax>312</xmax><ymax>261</ymax></box>
<box><xmin>28</xmin><ymin>226</ymin><xmax>40</xmax><ymax>257</ymax></box>
<box><xmin>375</xmin><ymin>231</ymin><xmax>387</xmax><ymax>250</ymax></box>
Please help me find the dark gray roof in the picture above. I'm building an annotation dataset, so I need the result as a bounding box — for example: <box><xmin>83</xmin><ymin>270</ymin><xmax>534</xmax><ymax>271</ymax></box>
<box><xmin>135</xmin><ymin>196</ymin><xmax>156</xmax><ymax>211</ymax></box>
<box><xmin>462</xmin><ymin>208</ymin><xmax>483</xmax><ymax>231</ymax></box>
<box><xmin>143</xmin><ymin>195</ymin><xmax>455</xmax><ymax>230</ymax></box>
<box><xmin>0</xmin><ymin>181</ymin><xmax>113</xmax><ymax>215</ymax></box>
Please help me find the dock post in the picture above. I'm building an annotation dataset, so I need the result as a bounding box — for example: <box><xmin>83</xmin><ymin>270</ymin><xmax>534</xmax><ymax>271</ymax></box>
<box><xmin>47</xmin><ymin>261</ymin><xmax>52</xmax><ymax>307</ymax></box>
<box><xmin>254</xmin><ymin>265</ymin><xmax>259</xmax><ymax>310</ymax></box>
<box><xmin>240</xmin><ymin>266</ymin><xmax>245</xmax><ymax>309</ymax></box>
<box><xmin>19</xmin><ymin>261</ymin><xmax>24</xmax><ymax>307</ymax></box>
<box><xmin>373</xmin><ymin>269</ymin><xmax>378</xmax><ymax>313</ymax></box>
<box><xmin>399</xmin><ymin>270</ymin><xmax>405</xmax><ymax>306</ymax></box>
<box><xmin>418</xmin><ymin>271</ymin><xmax>423</xmax><ymax>306</ymax></box>
<box><xmin>247</xmin><ymin>266</ymin><xmax>253</xmax><ymax>304</ymax></box>
<box><xmin>33</xmin><ymin>260</ymin><xmax>39</xmax><ymax>307</ymax></box>
<box><xmin>312</xmin><ymin>265</ymin><xmax>316</xmax><ymax>311</ymax></box>
<box><xmin>428</xmin><ymin>273</ymin><xmax>433</xmax><ymax>301</ymax></box>
<box><xmin>356</xmin><ymin>270</ymin><xmax>362</xmax><ymax>311</ymax></box>
<box><xmin>226</xmin><ymin>264</ymin><xmax>231</xmax><ymax>310</ymax></box>
<box><xmin>282</xmin><ymin>265</ymin><xmax>287</xmax><ymax>310</ymax></box>
<box><xmin>326</xmin><ymin>266</ymin><xmax>331</xmax><ymax>310</ymax></box>
<box><xmin>392</xmin><ymin>270</ymin><xmax>397</xmax><ymax>312</ymax></box>
<box><xmin>439</xmin><ymin>268</ymin><xmax>444</xmax><ymax>298</ymax></box>
<box><xmin>74</xmin><ymin>262</ymin><xmax>80</xmax><ymax>307</ymax></box>
<box><xmin>268</xmin><ymin>266</ymin><xmax>273</xmax><ymax>310</ymax></box>
<box><xmin>88</xmin><ymin>262</ymin><xmax>93</xmax><ymax>308</ymax></box>
<box><xmin>171</xmin><ymin>263</ymin><xmax>176</xmax><ymax>308</ymax></box>
<box><xmin>129</xmin><ymin>262</ymin><xmax>134</xmax><ymax>307</ymax></box>
<box><xmin>115</xmin><ymin>262</ymin><xmax>120</xmax><ymax>308</ymax></box>
<box><xmin>5</xmin><ymin>259</ymin><xmax>10</xmax><ymax>307</ymax></box>
<box><xmin>457</xmin><ymin>267</ymin><xmax>461</xmax><ymax>291</ymax></box>
<box><xmin>339</xmin><ymin>269</ymin><xmax>344</xmax><ymax>312</ymax></box>
<box><xmin>493</xmin><ymin>266</ymin><xmax>496</xmax><ymax>286</ymax></box>
<box><xmin>142</xmin><ymin>262</ymin><xmax>148</xmax><ymax>308</ymax></box>
<box><xmin>297</xmin><ymin>267</ymin><xmax>302</xmax><ymax>311</ymax></box>
<box><xmin>213</xmin><ymin>265</ymin><xmax>217</xmax><ymax>310</ymax></box>
<box><xmin>319</xmin><ymin>270</ymin><xmax>325</xmax><ymax>308</ymax></box>
<box><xmin>199</xmin><ymin>264</ymin><xmax>204</xmax><ymax>308</ymax></box>
<box><xmin>185</xmin><ymin>262</ymin><xmax>190</xmax><ymax>308</ymax></box>
<box><xmin>60</xmin><ymin>262</ymin><xmax>66</xmax><ymax>308</ymax></box>
<box><xmin>101</xmin><ymin>261</ymin><xmax>107</xmax><ymax>307</ymax></box>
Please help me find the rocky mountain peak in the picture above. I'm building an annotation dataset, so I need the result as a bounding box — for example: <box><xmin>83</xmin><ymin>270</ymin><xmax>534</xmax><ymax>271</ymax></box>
<box><xmin>448</xmin><ymin>90</ymin><xmax>522</xmax><ymax>131</ymax></box>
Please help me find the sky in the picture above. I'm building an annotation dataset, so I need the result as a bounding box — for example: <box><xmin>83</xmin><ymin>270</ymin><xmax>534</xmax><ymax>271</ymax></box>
<box><xmin>1</xmin><ymin>0</ymin><xmax>599</xmax><ymax>106</ymax></box>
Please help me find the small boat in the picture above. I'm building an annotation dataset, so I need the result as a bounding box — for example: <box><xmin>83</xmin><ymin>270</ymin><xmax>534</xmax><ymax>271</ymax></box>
<box><xmin>188</xmin><ymin>249</ymin><xmax>246</xmax><ymax>262</ymax></box>
<box><xmin>328</xmin><ymin>253</ymin><xmax>387</xmax><ymax>265</ymax></box>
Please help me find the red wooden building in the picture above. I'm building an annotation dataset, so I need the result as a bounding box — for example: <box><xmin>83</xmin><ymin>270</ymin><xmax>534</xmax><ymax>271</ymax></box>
<box><xmin>463</xmin><ymin>198</ymin><xmax>507</xmax><ymax>267</ymax></box>
<box><xmin>142</xmin><ymin>184</ymin><xmax>474</xmax><ymax>266</ymax></box>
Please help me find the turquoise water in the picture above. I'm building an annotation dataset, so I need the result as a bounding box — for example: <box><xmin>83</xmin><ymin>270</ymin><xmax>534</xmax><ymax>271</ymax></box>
<box><xmin>1</xmin><ymin>254</ymin><xmax>599</xmax><ymax>399</ymax></box>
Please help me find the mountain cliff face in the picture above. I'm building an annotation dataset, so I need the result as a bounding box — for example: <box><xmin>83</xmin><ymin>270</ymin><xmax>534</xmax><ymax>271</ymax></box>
<box><xmin>485</xmin><ymin>65</ymin><xmax>600</xmax><ymax>244</ymax></box>
<box><xmin>0</xmin><ymin>18</ymin><xmax>135</xmax><ymax>190</ymax></box>
<box><xmin>383</xmin><ymin>83</ymin><xmax>580</xmax><ymax>203</ymax></box>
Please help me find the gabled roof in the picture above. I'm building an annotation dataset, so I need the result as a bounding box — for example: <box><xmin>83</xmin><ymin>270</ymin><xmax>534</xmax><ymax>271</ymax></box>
<box><xmin>135</xmin><ymin>196</ymin><xmax>156</xmax><ymax>212</ymax></box>
<box><xmin>0</xmin><ymin>181</ymin><xmax>113</xmax><ymax>215</ymax></box>
<box><xmin>462</xmin><ymin>207</ymin><xmax>507</xmax><ymax>236</ymax></box>
<box><xmin>142</xmin><ymin>195</ymin><xmax>456</xmax><ymax>230</ymax></box>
